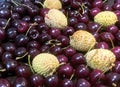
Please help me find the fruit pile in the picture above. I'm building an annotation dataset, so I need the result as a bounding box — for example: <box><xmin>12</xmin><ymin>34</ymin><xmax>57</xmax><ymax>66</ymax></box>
<box><xmin>1</xmin><ymin>0</ymin><xmax>120</xmax><ymax>87</ymax></box>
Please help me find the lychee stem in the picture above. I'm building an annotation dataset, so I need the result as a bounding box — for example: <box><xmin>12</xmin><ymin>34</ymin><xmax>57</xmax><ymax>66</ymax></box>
<box><xmin>28</xmin><ymin>55</ymin><xmax>35</xmax><ymax>74</ymax></box>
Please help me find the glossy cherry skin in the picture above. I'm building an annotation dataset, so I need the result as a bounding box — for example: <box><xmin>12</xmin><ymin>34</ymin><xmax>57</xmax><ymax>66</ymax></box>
<box><xmin>45</xmin><ymin>75</ymin><xmax>59</xmax><ymax>87</ymax></box>
<box><xmin>0</xmin><ymin>79</ymin><xmax>11</xmax><ymax>87</ymax></box>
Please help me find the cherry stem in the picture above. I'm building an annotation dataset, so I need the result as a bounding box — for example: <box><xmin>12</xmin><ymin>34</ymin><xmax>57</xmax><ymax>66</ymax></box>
<box><xmin>25</xmin><ymin>22</ymin><xmax>38</xmax><ymax>36</ymax></box>
<box><xmin>28</xmin><ymin>55</ymin><xmax>35</xmax><ymax>74</ymax></box>
<box><xmin>0</xmin><ymin>68</ymin><xmax>6</xmax><ymax>72</ymax></box>
<box><xmin>35</xmin><ymin>1</ymin><xmax>45</xmax><ymax>8</ymax></box>
<box><xmin>70</xmin><ymin>73</ymin><xmax>74</xmax><ymax>80</ymax></box>
<box><xmin>11</xmin><ymin>0</ymin><xmax>19</xmax><ymax>6</ymax></box>
<box><xmin>103</xmin><ymin>0</ymin><xmax>108</xmax><ymax>3</ymax></box>
<box><xmin>12</xmin><ymin>0</ymin><xmax>32</xmax><ymax>9</ymax></box>
<box><xmin>112</xmin><ymin>83</ymin><xmax>117</xmax><ymax>87</ymax></box>
<box><xmin>95</xmin><ymin>25</ymin><xmax>102</xmax><ymax>34</ymax></box>
<box><xmin>16</xmin><ymin>52</ymin><xmax>28</xmax><ymax>60</ymax></box>
<box><xmin>109</xmin><ymin>37</ymin><xmax>115</xmax><ymax>48</ymax></box>
<box><xmin>80</xmin><ymin>3</ymin><xmax>85</xmax><ymax>14</ymax></box>
<box><xmin>3</xmin><ymin>18</ymin><xmax>11</xmax><ymax>30</ymax></box>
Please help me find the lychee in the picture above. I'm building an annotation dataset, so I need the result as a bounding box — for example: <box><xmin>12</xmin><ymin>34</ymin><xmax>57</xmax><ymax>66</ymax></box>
<box><xmin>32</xmin><ymin>53</ymin><xmax>60</xmax><ymax>77</ymax></box>
<box><xmin>45</xmin><ymin>9</ymin><xmax>68</xmax><ymax>29</ymax></box>
<box><xmin>94</xmin><ymin>11</ymin><xmax>118</xmax><ymax>27</ymax></box>
<box><xmin>70</xmin><ymin>30</ymin><xmax>96</xmax><ymax>52</ymax></box>
<box><xmin>86</xmin><ymin>49</ymin><xmax>116</xmax><ymax>72</ymax></box>
<box><xmin>43</xmin><ymin>0</ymin><xmax>62</xmax><ymax>9</ymax></box>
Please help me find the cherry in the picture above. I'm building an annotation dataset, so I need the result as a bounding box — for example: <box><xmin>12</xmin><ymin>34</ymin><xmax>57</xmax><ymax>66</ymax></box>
<box><xmin>62</xmin><ymin>27</ymin><xmax>75</xmax><ymax>37</ymax></box>
<box><xmin>64</xmin><ymin>47</ymin><xmax>76</xmax><ymax>57</ymax></box>
<box><xmin>27</xmin><ymin>40</ymin><xmax>40</xmax><ymax>49</ymax></box>
<box><xmin>111</xmin><ymin>47</ymin><xmax>120</xmax><ymax>61</ymax></box>
<box><xmin>57</xmin><ymin>64</ymin><xmax>74</xmax><ymax>79</ymax></box>
<box><xmin>60</xmin><ymin>79</ymin><xmax>74</xmax><ymax>87</ymax></box>
<box><xmin>92</xmin><ymin>0</ymin><xmax>103</xmax><ymax>8</ymax></box>
<box><xmin>15</xmin><ymin>65</ymin><xmax>31</xmax><ymax>78</ymax></box>
<box><xmin>4</xmin><ymin>59</ymin><xmax>18</xmax><ymax>72</ymax></box>
<box><xmin>50</xmin><ymin>46</ymin><xmax>62</xmax><ymax>55</ymax></box>
<box><xmin>88</xmin><ymin>22</ymin><xmax>100</xmax><ymax>33</ymax></box>
<box><xmin>75</xmin><ymin>78</ymin><xmax>91</xmax><ymax>87</ymax></box>
<box><xmin>0</xmin><ymin>27</ymin><xmax>6</xmax><ymax>41</ymax></box>
<box><xmin>40</xmin><ymin>8</ymin><xmax>49</xmax><ymax>17</ymax></box>
<box><xmin>90</xmin><ymin>7</ymin><xmax>101</xmax><ymax>17</ymax></box>
<box><xmin>70</xmin><ymin>53</ymin><xmax>86</xmax><ymax>67</ymax></box>
<box><xmin>13</xmin><ymin>77</ymin><xmax>30</xmax><ymax>87</ymax></box>
<box><xmin>57</xmin><ymin>55</ymin><xmax>68</xmax><ymax>63</ymax></box>
<box><xmin>30</xmin><ymin>74</ymin><xmax>44</xmax><ymax>87</ymax></box>
<box><xmin>17</xmin><ymin>21</ymin><xmax>29</xmax><ymax>33</ymax></box>
<box><xmin>7</xmin><ymin>27</ymin><xmax>18</xmax><ymax>39</ymax></box>
<box><xmin>33</xmin><ymin>15</ymin><xmax>43</xmax><ymax>23</ymax></box>
<box><xmin>49</xmin><ymin>28</ymin><xmax>61</xmax><ymax>39</ymax></box>
<box><xmin>0</xmin><ymin>78</ymin><xmax>11</xmax><ymax>87</ymax></box>
<box><xmin>90</xmin><ymin>69</ymin><xmax>104</xmax><ymax>85</ymax></box>
<box><xmin>113</xmin><ymin>3</ymin><xmax>120</xmax><ymax>10</ymax></box>
<box><xmin>2</xmin><ymin>42</ymin><xmax>16</xmax><ymax>54</ymax></box>
<box><xmin>75</xmin><ymin>64</ymin><xmax>90</xmax><ymax>78</ymax></box>
<box><xmin>106</xmin><ymin>25</ymin><xmax>119</xmax><ymax>35</ymax></box>
<box><xmin>28</xmin><ymin>28</ymin><xmax>40</xmax><ymax>40</ymax></box>
<box><xmin>75</xmin><ymin>23</ymin><xmax>87</xmax><ymax>30</ymax></box>
<box><xmin>112</xmin><ymin>61</ymin><xmax>120</xmax><ymax>74</ymax></box>
<box><xmin>0</xmin><ymin>8</ymin><xmax>11</xmax><ymax>19</ymax></box>
<box><xmin>57</xmin><ymin>35</ymin><xmax>70</xmax><ymax>47</ymax></box>
<box><xmin>45</xmin><ymin>75</ymin><xmax>59</xmax><ymax>87</ymax></box>
<box><xmin>22</xmin><ymin>16</ymin><xmax>31</xmax><ymax>22</ymax></box>
<box><xmin>15</xmin><ymin>34</ymin><xmax>29</xmax><ymax>46</ymax></box>
<box><xmin>29</xmin><ymin>48</ymin><xmax>40</xmax><ymax>58</ymax></box>
<box><xmin>104</xmin><ymin>72</ymin><xmax>120</xmax><ymax>86</ymax></box>
<box><xmin>95</xmin><ymin>42</ymin><xmax>109</xmax><ymax>49</ymax></box>
<box><xmin>68</xmin><ymin>17</ymin><xmax>78</xmax><ymax>27</ymax></box>
<box><xmin>14</xmin><ymin>47</ymin><xmax>27</xmax><ymax>57</ymax></box>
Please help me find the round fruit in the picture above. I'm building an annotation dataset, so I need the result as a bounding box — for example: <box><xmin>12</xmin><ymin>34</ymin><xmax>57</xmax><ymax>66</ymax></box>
<box><xmin>86</xmin><ymin>49</ymin><xmax>116</xmax><ymax>72</ymax></box>
<box><xmin>45</xmin><ymin>9</ymin><xmax>68</xmax><ymax>29</ymax></box>
<box><xmin>32</xmin><ymin>53</ymin><xmax>60</xmax><ymax>77</ymax></box>
<box><xmin>70</xmin><ymin>30</ymin><xmax>96</xmax><ymax>52</ymax></box>
<box><xmin>43</xmin><ymin>0</ymin><xmax>62</xmax><ymax>9</ymax></box>
<box><xmin>94</xmin><ymin>11</ymin><xmax>118</xmax><ymax>27</ymax></box>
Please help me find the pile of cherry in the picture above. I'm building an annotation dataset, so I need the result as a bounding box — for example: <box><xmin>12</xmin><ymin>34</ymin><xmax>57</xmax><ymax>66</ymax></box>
<box><xmin>0</xmin><ymin>0</ymin><xmax>120</xmax><ymax>87</ymax></box>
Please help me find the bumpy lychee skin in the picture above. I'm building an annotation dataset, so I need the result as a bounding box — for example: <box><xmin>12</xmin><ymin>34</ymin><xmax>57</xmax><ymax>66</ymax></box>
<box><xmin>70</xmin><ymin>30</ymin><xmax>96</xmax><ymax>52</ymax></box>
<box><xmin>94</xmin><ymin>11</ymin><xmax>118</xmax><ymax>27</ymax></box>
<box><xmin>45</xmin><ymin>9</ymin><xmax>68</xmax><ymax>29</ymax></box>
<box><xmin>86</xmin><ymin>49</ymin><xmax>116</xmax><ymax>72</ymax></box>
<box><xmin>43</xmin><ymin>0</ymin><xmax>62</xmax><ymax>9</ymax></box>
<box><xmin>32</xmin><ymin>53</ymin><xmax>60</xmax><ymax>77</ymax></box>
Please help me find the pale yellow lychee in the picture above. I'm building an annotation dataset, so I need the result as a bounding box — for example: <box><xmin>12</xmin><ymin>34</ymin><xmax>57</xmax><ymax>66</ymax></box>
<box><xmin>86</xmin><ymin>49</ymin><xmax>116</xmax><ymax>72</ymax></box>
<box><xmin>94</xmin><ymin>11</ymin><xmax>118</xmax><ymax>27</ymax></box>
<box><xmin>32</xmin><ymin>53</ymin><xmax>60</xmax><ymax>77</ymax></box>
<box><xmin>43</xmin><ymin>0</ymin><xmax>62</xmax><ymax>9</ymax></box>
<box><xmin>45</xmin><ymin>9</ymin><xmax>68</xmax><ymax>29</ymax></box>
<box><xmin>70</xmin><ymin>30</ymin><xmax>96</xmax><ymax>52</ymax></box>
